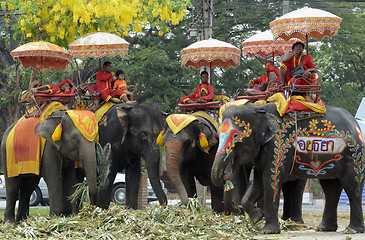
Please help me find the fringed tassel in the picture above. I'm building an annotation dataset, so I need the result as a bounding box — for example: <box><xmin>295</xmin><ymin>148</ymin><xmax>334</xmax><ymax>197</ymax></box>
<box><xmin>156</xmin><ymin>130</ymin><xmax>165</xmax><ymax>147</ymax></box>
<box><xmin>199</xmin><ymin>132</ymin><xmax>208</xmax><ymax>149</ymax></box>
<box><xmin>224</xmin><ymin>180</ymin><xmax>234</xmax><ymax>192</ymax></box>
<box><xmin>52</xmin><ymin>124</ymin><xmax>63</xmax><ymax>142</ymax></box>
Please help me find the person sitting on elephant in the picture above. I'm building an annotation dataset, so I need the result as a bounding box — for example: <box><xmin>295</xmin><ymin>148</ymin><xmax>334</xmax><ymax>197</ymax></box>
<box><xmin>96</xmin><ymin>61</ymin><xmax>135</xmax><ymax>105</ymax></box>
<box><xmin>246</xmin><ymin>60</ymin><xmax>280</xmax><ymax>96</ymax></box>
<box><xmin>31</xmin><ymin>78</ymin><xmax>75</xmax><ymax>95</ymax></box>
<box><xmin>113</xmin><ymin>70</ymin><xmax>135</xmax><ymax>101</ymax></box>
<box><xmin>180</xmin><ymin>71</ymin><xmax>214</xmax><ymax>104</ymax></box>
<box><xmin>280</xmin><ymin>41</ymin><xmax>318</xmax><ymax>87</ymax></box>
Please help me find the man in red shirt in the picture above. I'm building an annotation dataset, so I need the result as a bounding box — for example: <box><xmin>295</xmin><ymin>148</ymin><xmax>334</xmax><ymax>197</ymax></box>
<box><xmin>246</xmin><ymin>60</ymin><xmax>280</xmax><ymax>96</ymax></box>
<box><xmin>180</xmin><ymin>71</ymin><xmax>214</xmax><ymax>104</ymax></box>
<box><xmin>280</xmin><ymin>41</ymin><xmax>317</xmax><ymax>87</ymax></box>
<box><xmin>96</xmin><ymin>61</ymin><xmax>135</xmax><ymax>104</ymax></box>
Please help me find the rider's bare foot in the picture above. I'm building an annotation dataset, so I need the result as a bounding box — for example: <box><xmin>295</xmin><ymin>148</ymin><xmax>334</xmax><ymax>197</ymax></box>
<box><xmin>126</xmin><ymin>100</ymin><xmax>137</xmax><ymax>105</ymax></box>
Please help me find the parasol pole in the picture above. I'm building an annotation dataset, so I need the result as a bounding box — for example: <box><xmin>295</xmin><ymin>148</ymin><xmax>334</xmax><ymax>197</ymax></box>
<box><xmin>40</xmin><ymin>56</ymin><xmax>43</xmax><ymax>83</ymax></box>
<box><xmin>99</xmin><ymin>59</ymin><xmax>102</xmax><ymax>70</ymax></box>
<box><xmin>272</xmin><ymin>52</ymin><xmax>275</xmax><ymax>63</ymax></box>
<box><xmin>306</xmin><ymin>33</ymin><xmax>309</xmax><ymax>55</ymax></box>
<box><xmin>210</xmin><ymin>61</ymin><xmax>212</xmax><ymax>83</ymax></box>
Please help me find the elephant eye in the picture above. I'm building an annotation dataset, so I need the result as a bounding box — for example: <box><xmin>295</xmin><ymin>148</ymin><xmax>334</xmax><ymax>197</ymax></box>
<box><xmin>140</xmin><ymin>132</ymin><xmax>148</xmax><ymax>140</ymax></box>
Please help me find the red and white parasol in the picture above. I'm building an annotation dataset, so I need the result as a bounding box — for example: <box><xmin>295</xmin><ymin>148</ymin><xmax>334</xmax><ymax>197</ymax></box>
<box><xmin>241</xmin><ymin>30</ymin><xmax>296</xmax><ymax>61</ymax></box>
<box><xmin>69</xmin><ymin>32</ymin><xmax>130</xmax><ymax>59</ymax></box>
<box><xmin>180</xmin><ymin>38</ymin><xmax>240</xmax><ymax>71</ymax></box>
<box><xmin>270</xmin><ymin>6</ymin><xmax>342</xmax><ymax>52</ymax></box>
<box><xmin>11</xmin><ymin>41</ymin><xmax>72</xmax><ymax>72</ymax></box>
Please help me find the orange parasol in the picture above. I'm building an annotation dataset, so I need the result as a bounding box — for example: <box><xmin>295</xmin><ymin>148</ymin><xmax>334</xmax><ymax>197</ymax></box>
<box><xmin>270</xmin><ymin>6</ymin><xmax>342</xmax><ymax>53</ymax></box>
<box><xmin>10</xmin><ymin>41</ymin><xmax>72</xmax><ymax>72</ymax></box>
<box><xmin>69</xmin><ymin>32</ymin><xmax>130</xmax><ymax>69</ymax></box>
<box><xmin>241</xmin><ymin>30</ymin><xmax>296</xmax><ymax>62</ymax></box>
<box><xmin>181</xmin><ymin>38</ymin><xmax>240</xmax><ymax>71</ymax></box>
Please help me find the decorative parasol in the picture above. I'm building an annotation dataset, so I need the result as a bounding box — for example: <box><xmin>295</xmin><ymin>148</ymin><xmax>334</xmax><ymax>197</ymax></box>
<box><xmin>11</xmin><ymin>41</ymin><xmax>72</xmax><ymax>72</ymax></box>
<box><xmin>241</xmin><ymin>30</ymin><xmax>296</xmax><ymax>62</ymax></box>
<box><xmin>270</xmin><ymin>6</ymin><xmax>342</xmax><ymax>52</ymax></box>
<box><xmin>180</xmin><ymin>38</ymin><xmax>240</xmax><ymax>79</ymax></box>
<box><xmin>69</xmin><ymin>32</ymin><xmax>130</xmax><ymax>69</ymax></box>
<box><xmin>10</xmin><ymin>41</ymin><xmax>72</xmax><ymax>83</ymax></box>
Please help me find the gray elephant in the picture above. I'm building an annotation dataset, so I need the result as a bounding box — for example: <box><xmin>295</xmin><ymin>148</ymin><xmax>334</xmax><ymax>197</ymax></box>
<box><xmin>157</xmin><ymin>112</ymin><xmax>228</xmax><ymax>212</ymax></box>
<box><xmin>1</xmin><ymin>110</ymin><xmax>97</xmax><ymax>223</ymax></box>
<box><xmin>96</xmin><ymin>103</ymin><xmax>167</xmax><ymax>209</ymax></box>
<box><xmin>212</xmin><ymin>102</ymin><xmax>365</xmax><ymax>234</ymax></box>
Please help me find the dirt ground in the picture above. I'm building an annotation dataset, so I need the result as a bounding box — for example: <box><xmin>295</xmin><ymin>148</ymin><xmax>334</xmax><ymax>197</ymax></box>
<box><xmin>253</xmin><ymin>212</ymin><xmax>365</xmax><ymax>240</ymax></box>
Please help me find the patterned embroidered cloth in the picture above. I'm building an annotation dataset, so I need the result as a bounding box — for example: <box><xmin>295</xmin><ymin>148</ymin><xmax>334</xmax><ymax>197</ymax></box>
<box><xmin>192</xmin><ymin>111</ymin><xmax>219</xmax><ymax>131</ymax></box>
<box><xmin>166</xmin><ymin>114</ymin><xmax>198</xmax><ymax>135</ymax></box>
<box><xmin>66</xmin><ymin>110</ymin><xmax>98</xmax><ymax>142</ymax></box>
<box><xmin>219</xmin><ymin>99</ymin><xmax>250</xmax><ymax>124</ymax></box>
<box><xmin>6</xmin><ymin>102</ymin><xmax>67</xmax><ymax>177</ymax></box>
<box><xmin>267</xmin><ymin>92</ymin><xmax>326</xmax><ymax>116</ymax></box>
<box><xmin>94</xmin><ymin>101</ymin><xmax>115</xmax><ymax>123</ymax></box>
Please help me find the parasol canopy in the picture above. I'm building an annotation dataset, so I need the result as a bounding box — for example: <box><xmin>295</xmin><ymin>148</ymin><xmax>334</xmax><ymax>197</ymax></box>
<box><xmin>241</xmin><ymin>30</ymin><xmax>296</xmax><ymax>58</ymax></box>
<box><xmin>10</xmin><ymin>41</ymin><xmax>72</xmax><ymax>71</ymax></box>
<box><xmin>180</xmin><ymin>38</ymin><xmax>240</xmax><ymax>70</ymax></box>
<box><xmin>270</xmin><ymin>6</ymin><xmax>342</xmax><ymax>42</ymax></box>
<box><xmin>68</xmin><ymin>32</ymin><xmax>130</xmax><ymax>59</ymax></box>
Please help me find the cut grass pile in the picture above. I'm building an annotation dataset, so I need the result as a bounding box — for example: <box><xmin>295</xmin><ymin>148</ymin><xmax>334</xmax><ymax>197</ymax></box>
<box><xmin>0</xmin><ymin>200</ymin><xmax>305</xmax><ymax>239</ymax></box>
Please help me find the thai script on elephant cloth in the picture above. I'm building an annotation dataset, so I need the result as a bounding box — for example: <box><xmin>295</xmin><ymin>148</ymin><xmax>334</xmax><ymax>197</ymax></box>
<box><xmin>6</xmin><ymin>102</ymin><xmax>67</xmax><ymax>177</ymax></box>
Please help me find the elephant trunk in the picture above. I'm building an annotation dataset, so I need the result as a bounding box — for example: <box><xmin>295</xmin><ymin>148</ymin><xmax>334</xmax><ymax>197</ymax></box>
<box><xmin>145</xmin><ymin>143</ymin><xmax>167</xmax><ymax>205</ymax></box>
<box><xmin>211</xmin><ymin>150</ymin><xmax>233</xmax><ymax>187</ymax></box>
<box><xmin>165</xmin><ymin>140</ymin><xmax>189</xmax><ymax>205</ymax></box>
<box><xmin>80</xmin><ymin>147</ymin><xmax>97</xmax><ymax>204</ymax></box>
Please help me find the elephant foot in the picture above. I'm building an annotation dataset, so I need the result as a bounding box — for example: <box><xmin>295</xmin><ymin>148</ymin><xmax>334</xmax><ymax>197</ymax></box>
<box><xmin>247</xmin><ymin>208</ymin><xmax>264</xmax><ymax>225</ymax></box>
<box><xmin>316</xmin><ymin>222</ymin><xmax>337</xmax><ymax>232</ymax></box>
<box><xmin>345</xmin><ymin>224</ymin><xmax>365</xmax><ymax>233</ymax></box>
<box><xmin>261</xmin><ymin>223</ymin><xmax>281</xmax><ymax>234</ymax></box>
<box><xmin>281</xmin><ymin>215</ymin><xmax>304</xmax><ymax>224</ymax></box>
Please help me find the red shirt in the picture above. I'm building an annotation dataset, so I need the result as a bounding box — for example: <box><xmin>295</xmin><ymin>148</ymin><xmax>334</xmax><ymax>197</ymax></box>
<box><xmin>251</xmin><ymin>64</ymin><xmax>280</xmax><ymax>85</ymax></box>
<box><xmin>96</xmin><ymin>70</ymin><xmax>113</xmax><ymax>91</ymax></box>
<box><xmin>281</xmin><ymin>54</ymin><xmax>316</xmax><ymax>84</ymax></box>
<box><xmin>182</xmin><ymin>83</ymin><xmax>214</xmax><ymax>103</ymax></box>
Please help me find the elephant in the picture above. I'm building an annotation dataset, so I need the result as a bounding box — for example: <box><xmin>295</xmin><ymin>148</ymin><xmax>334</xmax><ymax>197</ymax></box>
<box><xmin>96</xmin><ymin>103</ymin><xmax>167</xmax><ymax>209</ymax></box>
<box><xmin>158</xmin><ymin>112</ymin><xmax>232</xmax><ymax>212</ymax></box>
<box><xmin>1</xmin><ymin>110</ymin><xmax>98</xmax><ymax>223</ymax></box>
<box><xmin>212</xmin><ymin>102</ymin><xmax>365</xmax><ymax>234</ymax></box>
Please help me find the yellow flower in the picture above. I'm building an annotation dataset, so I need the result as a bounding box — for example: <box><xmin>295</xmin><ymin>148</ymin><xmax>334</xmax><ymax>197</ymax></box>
<box><xmin>26</xmin><ymin>32</ymin><xmax>32</xmax><ymax>38</ymax></box>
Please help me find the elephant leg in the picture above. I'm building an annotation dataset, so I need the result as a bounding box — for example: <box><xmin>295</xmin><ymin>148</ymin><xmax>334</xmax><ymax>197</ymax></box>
<box><xmin>42</xmin><ymin>146</ymin><xmax>64</xmax><ymax>216</ymax></box>
<box><xmin>181</xmin><ymin>169</ymin><xmax>196</xmax><ymax>198</ymax></box>
<box><xmin>62</xmin><ymin>162</ymin><xmax>76</xmax><ymax>216</ymax></box>
<box><xmin>72</xmin><ymin>168</ymin><xmax>85</xmax><ymax>214</ymax></box>
<box><xmin>125</xmin><ymin>154</ymin><xmax>141</xmax><ymax>209</ymax></box>
<box><xmin>97</xmin><ymin>169</ymin><xmax>118</xmax><ymax>209</ymax></box>
<box><xmin>16</xmin><ymin>176</ymin><xmax>40</xmax><ymax>222</ymax></box>
<box><xmin>317</xmin><ymin>179</ymin><xmax>342</xmax><ymax>231</ymax></box>
<box><xmin>241</xmin><ymin>168</ymin><xmax>264</xmax><ymax>225</ymax></box>
<box><xmin>281</xmin><ymin>179</ymin><xmax>305</xmax><ymax>223</ymax></box>
<box><xmin>4</xmin><ymin>177</ymin><xmax>21</xmax><ymax>223</ymax></box>
<box><xmin>224</xmin><ymin>165</ymin><xmax>250</xmax><ymax>214</ymax></box>
<box><xmin>210</xmin><ymin>184</ymin><xmax>224</xmax><ymax>213</ymax></box>
<box><xmin>340</xmin><ymin>173</ymin><xmax>365</xmax><ymax>232</ymax></box>
<box><xmin>261</xmin><ymin>168</ymin><xmax>281</xmax><ymax>234</ymax></box>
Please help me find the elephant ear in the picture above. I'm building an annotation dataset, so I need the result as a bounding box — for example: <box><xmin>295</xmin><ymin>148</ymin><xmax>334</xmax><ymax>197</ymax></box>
<box><xmin>35</xmin><ymin>111</ymin><xmax>64</xmax><ymax>145</ymax></box>
<box><xmin>255</xmin><ymin>106</ymin><xmax>281</xmax><ymax>146</ymax></box>
<box><xmin>197</xmin><ymin>117</ymin><xmax>219</xmax><ymax>154</ymax></box>
<box><xmin>115</xmin><ymin>104</ymin><xmax>132</xmax><ymax>143</ymax></box>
